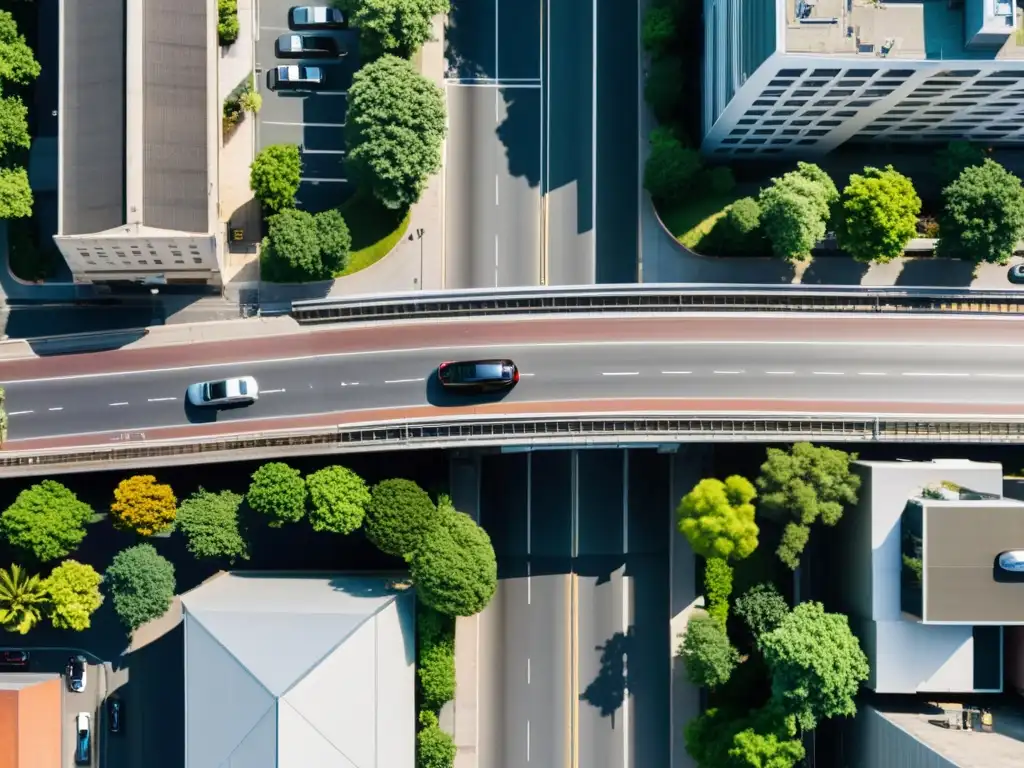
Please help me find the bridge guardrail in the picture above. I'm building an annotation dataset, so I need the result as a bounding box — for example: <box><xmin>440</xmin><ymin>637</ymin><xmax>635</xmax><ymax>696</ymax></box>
<box><xmin>3</xmin><ymin>414</ymin><xmax>1024</xmax><ymax>476</ymax></box>
<box><xmin>290</xmin><ymin>284</ymin><xmax>1024</xmax><ymax>322</ymax></box>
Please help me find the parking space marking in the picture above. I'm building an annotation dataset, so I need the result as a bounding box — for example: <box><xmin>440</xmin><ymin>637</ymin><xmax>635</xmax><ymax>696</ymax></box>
<box><xmin>263</xmin><ymin>121</ymin><xmax>346</xmax><ymax>128</ymax></box>
<box><xmin>302</xmin><ymin>149</ymin><xmax>346</xmax><ymax>154</ymax></box>
<box><xmin>300</xmin><ymin>176</ymin><xmax>348</xmax><ymax>183</ymax></box>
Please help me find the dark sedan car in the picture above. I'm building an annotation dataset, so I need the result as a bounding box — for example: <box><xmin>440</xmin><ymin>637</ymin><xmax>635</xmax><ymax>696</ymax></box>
<box><xmin>0</xmin><ymin>650</ymin><xmax>29</xmax><ymax>667</ymax></box>
<box><xmin>437</xmin><ymin>359</ymin><xmax>519</xmax><ymax>392</ymax></box>
<box><xmin>1009</xmin><ymin>264</ymin><xmax>1024</xmax><ymax>284</ymax></box>
<box><xmin>66</xmin><ymin>655</ymin><xmax>87</xmax><ymax>692</ymax></box>
<box><xmin>276</xmin><ymin>33</ymin><xmax>342</xmax><ymax>57</ymax></box>
<box><xmin>108</xmin><ymin>696</ymin><xmax>123</xmax><ymax>733</ymax></box>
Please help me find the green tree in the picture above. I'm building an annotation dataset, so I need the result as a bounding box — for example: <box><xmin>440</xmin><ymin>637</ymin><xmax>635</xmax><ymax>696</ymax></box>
<box><xmin>250</xmin><ymin>143</ymin><xmax>302</xmax><ymax>212</ymax></box>
<box><xmin>938</xmin><ymin>158</ymin><xmax>1024</xmax><ymax>264</ymax></box>
<box><xmin>0</xmin><ymin>480</ymin><xmax>93</xmax><ymax>563</ymax></box>
<box><xmin>306</xmin><ymin>466</ymin><xmax>370</xmax><ymax>534</ymax></box>
<box><xmin>0</xmin><ymin>166</ymin><xmax>33</xmax><ymax>219</ymax></box>
<box><xmin>247</xmin><ymin>462</ymin><xmax>308</xmax><ymax>527</ymax></box>
<box><xmin>410</xmin><ymin>510</ymin><xmax>497</xmax><ymax>617</ymax></box>
<box><xmin>314</xmin><ymin>208</ymin><xmax>353</xmax><ymax>274</ymax></box>
<box><xmin>836</xmin><ymin>165</ymin><xmax>921</xmax><ymax>263</ymax></box>
<box><xmin>339</xmin><ymin>0</ymin><xmax>449</xmax><ymax>58</ymax></box>
<box><xmin>734</xmin><ymin>582</ymin><xmax>789</xmax><ymax>643</ymax></box>
<box><xmin>417</xmin><ymin>710</ymin><xmax>456</xmax><ymax>768</ymax></box>
<box><xmin>217</xmin><ymin>0</ymin><xmax>239</xmax><ymax>45</ymax></box>
<box><xmin>756</xmin><ymin>443</ymin><xmax>861</xmax><ymax>571</ymax></box>
<box><xmin>261</xmin><ymin>208</ymin><xmax>351</xmax><ymax>281</ymax></box>
<box><xmin>643</xmin><ymin>55</ymin><xmax>684</xmax><ymax>124</ymax></box>
<box><xmin>365</xmin><ymin>478</ymin><xmax>439</xmax><ymax>557</ymax></box>
<box><xmin>176</xmin><ymin>489</ymin><xmax>249</xmax><ymax>563</ymax></box>
<box><xmin>703</xmin><ymin>197</ymin><xmax>765</xmax><ymax>255</ymax></box>
<box><xmin>641</xmin><ymin>4</ymin><xmax>676</xmax><ymax>53</ymax></box>
<box><xmin>759</xmin><ymin>162</ymin><xmax>837</xmax><ymax>261</ymax></box>
<box><xmin>678</xmin><ymin>614</ymin><xmax>739</xmax><ymax>690</ymax></box>
<box><xmin>686</xmin><ymin>705</ymin><xmax>803</xmax><ymax>768</ymax></box>
<box><xmin>760</xmin><ymin>601</ymin><xmax>869</xmax><ymax>730</ymax></box>
<box><xmin>677</xmin><ymin>476</ymin><xmax>759</xmax><ymax>561</ymax></box>
<box><xmin>44</xmin><ymin>560</ymin><xmax>104</xmax><ymax>631</ymax></box>
<box><xmin>346</xmin><ymin>55</ymin><xmax>446</xmax><ymax>210</ymax></box>
<box><xmin>643</xmin><ymin>126</ymin><xmax>701</xmax><ymax>204</ymax></box>
<box><xmin>936</xmin><ymin>140</ymin><xmax>986</xmax><ymax>187</ymax></box>
<box><xmin>704</xmin><ymin>557</ymin><xmax>733</xmax><ymax>626</ymax></box>
<box><xmin>0</xmin><ymin>12</ymin><xmax>40</xmax><ymax>85</ymax></box>
<box><xmin>0</xmin><ymin>95</ymin><xmax>30</xmax><ymax>158</ymax></box>
<box><xmin>110</xmin><ymin>475</ymin><xmax>177</xmax><ymax>536</ymax></box>
<box><xmin>418</xmin><ymin>606</ymin><xmax>455</xmax><ymax>711</ymax></box>
<box><xmin>776</xmin><ymin>523</ymin><xmax>810</xmax><ymax>572</ymax></box>
<box><xmin>0</xmin><ymin>563</ymin><xmax>46</xmax><ymax>634</ymax></box>
<box><xmin>105</xmin><ymin>544</ymin><xmax>176</xmax><ymax>632</ymax></box>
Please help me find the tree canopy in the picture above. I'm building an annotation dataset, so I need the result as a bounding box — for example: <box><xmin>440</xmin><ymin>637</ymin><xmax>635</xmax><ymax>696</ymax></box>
<box><xmin>249</xmin><ymin>143</ymin><xmax>302</xmax><ymax>212</ymax></box>
<box><xmin>176</xmin><ymin>488</ymin><xmax>249</xmax><ymax>563</ymax></box>
<box><xmin>410</xmin><ymin>509</ymin><xmax>497</xmax><ymax>616</ymax></box>
<box><xmin>110</xmin><ymin>475</ymin><xmax>177</xmax><ymax>536</ymax></box>
<box><xmin>306</xmin><ymin>466</ymin><xmax>370</xmax><ymax>534</ymax></box>
<box><xmin>734</xmin><ymin>582</ymin><xmax>790</xmax><ymax>644</ymax></box>
<box><xmin>0</xmin><ymin>563</ymin><xmax>46</xmax><ymax>635</ymax></box>
<box><xmin>643</xmin><ymin>55</ymin><xmax>684</xmax><ymax>124</ymax></box>
<box><xmin>937</xmin><ymin>158</ymin><xmax>1024</xmax><ymax>265</ymax></box>
<box><xmin>703</xmin><ymin>557</ymin><xmax>733</xmax><ymax>626</ymax></box>
<box><xmin>759</xmin><ymin>601</ymin><xmax>869</xmax><ymax>731</ymax></box>
<box><xmin>641</xmin><ymin>4</ymin><xmax>677</xmax><ymax>53</ymax></box>
<box><xmin>936</xmin><ymin>140</ymin><xmax>986</xmax><ymax>187</ymax></box>
<box><xmin>835</xmin><ymin>165</ymin><xmax>921</xmax><ymax>263</ymax></box>
<box><xmin>0</xmin><ymin>96</ymin><xmax>30</xmax><ymax>159</ymax></box>
<box><xmin>678</xmin><ymin>614</ymin><xmax>740</xmax><ymax>690</ymax></box>
<box><xmin>0</xmin><ymin>167</ymin><xmax>33</xmax><ymax>219</ymax></box>
<box><xmin>345</xmin><ymin>54</ymin><xmax>446</xmax><ymax>210</ymax></box>
<box><xmin>685</xmin><ymin>704</ymin><xmax>804</xmax><ymax>768</ymax></box>
<box><xmin>677</xmin><ymin>476</ymin><xmax>759</xmax><ymax>561</ymax></box>
<box><xmin>105</xmin><ymin>544</ymin><xmax>176</xmax><ymax>632</ymax></box>
<box><xmin>0</xmin><ymin>480</ymin><xmax>94</xmax><ymax>563</ymax></box>
<box><xmin>756</xmin><ymin>443</ymin><xmax>860</xmax><ymax>570</ymax></box>
<box><xmin>0</xmin><ymin>12</ymin><xmax>40</xmax><ymax>85</ymax></box>
<box><xmin>643</xmin><ymin>126</ymin><xmax>701</xmax><ymax>204</ymax></box>
<box><xmin>364</xmin><ymin>478</ymin><xmax>439</xmax><ymax>557</ymax></box>
<box><xmin>44</xmin><ymin>560</ymin><xmax>104</xmax><ymax>631</ymax></box>
<box><xmin>417</xmin><ymin>710</ymin><xmax>456</xmax><ymax>768</ymax></box>
<box><xmin>703</xmin><ymin>196</ymin><xmax>765</xmax><ymax>256</ymax></box>
<box><xmin>417</xmin><ymin>606</ymin><xmax>456</xmax><ymax>711</ymax></box>
<box><xmin>758</xmin><ymin>162</ymin><xmax>837</xmax><ymax>261</ymax></box>
<box><xmin>262</xmin><ymin>207</ymin><xmax>352</xmax><ymax>281</ymax></box>
<box><xmin>247</xmin><ymin>462</ymin><xmax>308</xmax><ymax>527</ymax></box>
<box><xmin>339</xmin><ymin>0</ymin><xmax>449</xmax><ymax>58</ymax></box>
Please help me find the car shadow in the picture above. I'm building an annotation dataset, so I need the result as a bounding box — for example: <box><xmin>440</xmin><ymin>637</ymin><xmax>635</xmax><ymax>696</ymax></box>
<box><xmin>423</xmin><ymin>371</ymin><xmax>518</xmax><ymax>407</ymax></box>
<box><xmin>182</xmin><ymin>398</ymin><xmax>254</xmax><ymax>424</ymax></box>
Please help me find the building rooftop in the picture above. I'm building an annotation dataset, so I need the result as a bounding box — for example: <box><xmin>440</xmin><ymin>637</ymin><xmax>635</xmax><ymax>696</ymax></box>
<box><xmin>785</xmin><ymin>0</ymin><xmax>1024</xmax><ymax>60</ymax></box>
<box><xmin>0</xmin><ymin>674</ymin><xmax>62</xmax><ymax>768</ymax></box>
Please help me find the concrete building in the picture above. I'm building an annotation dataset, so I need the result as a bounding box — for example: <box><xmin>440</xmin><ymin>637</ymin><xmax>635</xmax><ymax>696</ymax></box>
<box><xmin>703</xmin><ymin>0</ymin><xmax>1024</xmax><ymax>157</ymax></box>
<box><xmin>0</xmin><ymin>674</ymin><xmax>62</xmax><ymax>768</ymax></box>
<box><xmin>54</xmin><ymin>0</ymin><xmax>221</xmax><ymax>285</ymax></box>
<box><xmin>181</xmin><ymin>572</ymin><xmax>416</xmax><ymax>768</ymax></box>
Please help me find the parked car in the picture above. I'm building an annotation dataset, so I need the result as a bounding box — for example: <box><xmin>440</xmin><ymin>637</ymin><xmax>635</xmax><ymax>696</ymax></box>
<box><xmin>437</xmin><ymin>360</ymin><xmax>519</xmax><ymax>392</ymax></box>
<box><xmin>289</xmin><ymin>5</ymin><xmax>346</xmax><ymax>28</ymax></box>
<box><xmin>276</xmin><ymin>33</ymin><xmax>342</xmax><ymax>57</ymax></box>
<box><xmin>108</xmin><ymin>696</ymin><xmax>122</xmax><ymax>734</ymax></box>
<box><xmin>268</xmin><ymin>64</ymin><xmax>325</xmax><ymax>91</ymax></box>
<box><xmin>1008</xmin><ymin>264</ymin><xmax>1024</xmax><ymax>284</ymax></box>
<box><xmin>75</xmin><ymin>712</ymin><xmax>91</xmax><ymax>765</ymax></box>
<box><xmin>0</xmin><ymin>650</ymin><xmax>29</xmax><ymax>667</ymax></box>
<box><xmin>186</xmin><ymin>376</ymin><xmax>259</xmax><ymax>407</ymax></box>
<box><xmin>66</xmin><ymin>655</ymin><xmax>87</xmax><ymax>692</ymax></box>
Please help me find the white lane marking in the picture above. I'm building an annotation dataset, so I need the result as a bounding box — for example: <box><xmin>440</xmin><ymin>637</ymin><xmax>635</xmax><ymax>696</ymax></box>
<box><xmin>109</xmin><ymin>402</ymin><xmax>129</xmax><ymax>407</ymax></box>
<box><xmin>383</xmin><ymin>378</ymin><xmax>425</xmax><ymax>384</ymax></box>
<box><xmin>48</xmin><ymin>407</ymin><xmax>63</xmax><ymax>411</ymax></box>
<box><xmin>340</xmin><ymin>381</ymin><xmax>360</xmax><ymax>387</ymax></box>
<box><xmin>813</xmin><ymin>371</ymin><xmax>845</xmax><ymax>376</ymax></box>
<box><xmin>765</xmin><ymin>371</ymin><xmax>794</xmax><ymax>375</ymax></box>
<box><xmin>527</xmin><ymin>657</ymin><xmax>531</xmax><ymax>685</ymax></box>
<box><xmin>977</xmin><ymin>372</ymin><xmax>1024</xmax><ymax>379</ymax></box>
<box><xmin>300</xmin><ymin>149</ymin><xmax>347</xmax><ymax>155</ymax></box>
<box><xmin>261</xmin><ymin>389</ymin><xmax>286</xmax><ymax>394</ymax></box>
<box><xmin>7</xmin><ymin>410</ymin><xmax>33</xmax><ymax>416</ymax></box>
<box><xmin>526</xmin><ymin>719</ymin><xmax>531</xmax><ymax>762</ymax></box>
<box><xmin>901</xmin><ymin>372</ymin><xmax>970</xmax><ymax>378</ymax></box>
<box><xmin>714</xmin><ymin>370</ymin><xmax>744</xmax><ymax>375</ymax></box>
<box><xmin>299</xmin><ymin>176</ymin><xmax>347</xmax><ymax>183</ymax></box>
<box><xmin>519</xmin><ymin>372</ymin><xmax>536</xmax><ymax>377</ymax></box>
<box><xmin>661</xmin><ymin>370</ymin><xmax>691</xmax><ymax>375</ymax></box>
<box><xmin>11</xmin><ymin>339</ymin><xmax>1024</xmax><ymax>385</ymax></box>
<box><xmin>147</xmin><ymin>397</ymin><xmax>177</xmax><ymax>402</ymax></box>
<box><xmin>602</xmin><ymin>371</ymin><xmax>639</xmax><ymax>376</ymax></box>
<box><xmin>858</xmin><ymin>372</ymin><xmax>887</xmax><ymax>376</ymax></box>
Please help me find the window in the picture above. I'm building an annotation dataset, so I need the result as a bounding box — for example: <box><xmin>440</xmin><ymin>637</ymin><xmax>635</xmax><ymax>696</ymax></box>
<box><xmin>729</xmin><ymin>128</ymin><xmax>749</xmax><ymax>136</ymax></box>
<box><xmin>192</xmin><ymin>257</ymin><xmax>203</xmax><ymax>264</ymax></box>
<box><xmin>738</xmin><ymin>119</ymin><xmax>756</xmax><ymax>125</ymax></box>
<box><xmin>826</xmin><ymin>90</ymin><xmax>854</xmax><ymax>97</ymax></box>
<box><xmin>742</xmin><ymin>138</ymin><xmax>767</xmax><ymax>145</ymax></box>
<box><xmin>846</xmin><ymin>69</ymin><xmax>876</xmax><ymax>77</ymax></box>
<box><xmin>796</xmin><ymin>139</ymin><xmax>818</xmax><ymax>145</ymax></box>
<box><xmin>779</xmin><ymin>69</ymin><xmax>806</xmax><ymax>76</ymax></box>
<box><xmin>753</xmin><ymin>129</ymin><xmax>774</xmax><ymax>135</ymax></box>
<box><xmin>784</xmin><ymin>100</ymin><xmax>807</xmax><ymax>107</ymax></box>
<box><xmin>154</xmin><ymin>259</ymin><xmax>163</xmax><ymax>265</ymax></box>
<box><xmin>139</xmin><ymin>260</ymin><xmax>148</xmax><ymax>265</ymax></box>
<box><xmin>810</xmin><ymin>69</ymin><xmax>840</xmax><ymax>77</ymax></box>
<box><xmin>806</xmin><ymin>129</ymin><xmax>829</xmax><ymax>136</ymax></box>
<box><xmin>768</xmin><ymin>79</ymin><xmax>795</xmax><ymax>87</ymax></box>
<box><xmin>171</xmin><ymin>250</ymin><xmax>182</xmax><ymax>257</ymax></box>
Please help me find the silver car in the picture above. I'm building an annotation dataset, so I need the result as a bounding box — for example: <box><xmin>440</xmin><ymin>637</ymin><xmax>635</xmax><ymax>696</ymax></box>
<box><xmin>186</xmin><ymin>377</ymin><xmax>259</xmax><ymax>407</ymax></box>
<box><xmin>289</xmin><ymin>5</ymin><xmax>346</xmax><ymax>28</ymax></box>
<box><xmin>269</xmin><ymin>64</ymin><xmax>324</xmax><ymax>90</ymax></box>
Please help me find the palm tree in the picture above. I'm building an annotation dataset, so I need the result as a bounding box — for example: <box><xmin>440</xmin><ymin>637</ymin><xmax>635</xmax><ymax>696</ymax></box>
<box><xmin>0</xmin><ymin>564</ymin><xmax>47</xmax><ymax>634</ymax></box>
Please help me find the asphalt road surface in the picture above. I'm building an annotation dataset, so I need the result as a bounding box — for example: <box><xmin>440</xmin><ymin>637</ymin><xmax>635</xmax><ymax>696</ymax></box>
<box><xmin>8</xmin><ymin>334</ymin><xmax>1024</xmax><ymax>441</ymax></box>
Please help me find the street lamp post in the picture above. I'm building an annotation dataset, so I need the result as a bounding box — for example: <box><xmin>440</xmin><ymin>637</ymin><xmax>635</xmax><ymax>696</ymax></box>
<box><xmin>415</xmin><ymin>228</ymin><xmax>425</xmax><ymax>289</ymax></box>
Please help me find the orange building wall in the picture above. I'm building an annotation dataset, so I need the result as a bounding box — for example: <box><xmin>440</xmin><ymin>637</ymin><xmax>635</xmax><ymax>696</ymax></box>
<box><xmin>0</xmin><ymin>690</ymin><xmax>18</xmax><ymax>768</ymax></box>
<box><xmin>16</xmin><ymin>678</ymin><xmax>61</xmax><ymax>768</ymax></box>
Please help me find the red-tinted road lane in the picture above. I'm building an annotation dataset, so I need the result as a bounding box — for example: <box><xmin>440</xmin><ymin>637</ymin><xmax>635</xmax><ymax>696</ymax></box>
<box><xmin>6</xmin><ymin>397</ymin><xmax>1023</xmax><ymax>452</ymax></box>
<box><xmin>3</xmin><ymin>314</ymin><xmax>1024</xmax><ymax>381</ymax></box>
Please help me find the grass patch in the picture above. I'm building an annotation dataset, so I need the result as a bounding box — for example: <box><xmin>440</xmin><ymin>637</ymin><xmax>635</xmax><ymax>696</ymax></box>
<box><xmin>658</xmin><ymin>193</ymin><xmax>743</xmax><ymax>249</ymax></box>
<box><xmin>6</xmin><ymin>217</ymin><xmax>56</xmax><ymax>282</ymax></box>
<box><xmin>336</xmin><ymin>192</ymin><xmax>411</xmax><ymax>277</ymax></box>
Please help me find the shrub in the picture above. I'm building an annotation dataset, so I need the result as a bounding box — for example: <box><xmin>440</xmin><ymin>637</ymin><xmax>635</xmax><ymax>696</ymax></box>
<box><xmin>644</xmin><ymin>126</ymin><xmax>701</xmax><ymax>204</ymax></box>
<box><xmin>0</xmin><ymin>480</ymin><xmax>93</xmax><ymax>563</ymax></box>
<box><xmin>678</xmin><ymin>614</ymin><xmax>739</xmax><ymax>689</ymax></box>
<box><xmin>110</xmin><ymin>475</ymin><xmax>177</xmax><ymax>536</ymax></box>
<box><xmin>758</xmin><ymin>163</ymin><xmax>838</xmax><ymax>261</ymax></box>
<box><xmin>365</xmin><ymin>479</ymin><xmax>440</xmax><ymax>557</ymax></box>
<box><xmin>410</xmin><ymin>510</ymin><xmax>498</xmax><ymax>617</ymax></box>
<box><xmin>261</xmin><ymin>207</ymin><xmax>353</xmax><ymax>281</ymax></box>
<box><xmin>702</xmin><ymin>196</ymin><xmax>766</xmax><ymax>256</ymax></box>
<box><xmin>734</xmin><ymin>582</ymin><xmax>790</xmax><ymax>642</ymax></box>
<box><xmin>176</xmin><ymin>489</ymin><xmax>249</xmax><ymax>563</ymax></box>
<box><xmin>641</xmin><ymin>5</ymin><xmax>676</xmax><ymax>53</ymax></box>
<box><xmin>938</xmin><ymin>158</ymin><xmax>1024</xmax><ymax>264</ymax></box>
<box><xmin>217</xmin><ymin>0</ymin><xmax>239</xmax><ymax>45</ymax></box>
<box><xmin>105</xmin><ymin>544</ymin><xmax>176</xmax><ymax>632</ymax></box>
<box><xmin>936</xmin><ymin>140</ymin><xmax>986</xmax><ymax>187</ymax></box>
<box><xmin>677</xmin><ymin>476</ymin><xmax>759</xmax><ymax>561</ymax></box>
<box><xmin>417</xmin><ymin>710</ymin><xmax>456</xmax><ymax>768</ymax></box>
<box><xmin>703</xmin><ymin>558</ymin><xmax>733</xmax><ymax>626</ymax></box>
<box><xmin>643</xmin><ymin>55</ymin><xmax>684</xmax><ymax>124</ymax></box>
<box><xmin>0</xmin><ymin>563</ymin><xmax>46</xmax><ymax>635</ymax></box>
<box><xmin>44</xmin><ymin>560</ymin><xmax>104</xmax><ymax>631</ymax></box>
<box><xmin>306</xmin><ymin>466</ymin><xmax>370</xmax><ymax>534</ymax></box>
<box><xmin>247</xmin><ymin>462</ymin><xmax>308</xmax><ymax>527</ymax></box>
<box><xmin>418</xmin><ymin>606</ymin><xmax>456</xmax><ymax>711</ymax></box>
<box><xmin>702</xmin><ymin>165</ymin><xmax>736</xmax><ymax>196</ymax></box>
<box><xmin>250</xmin><ymin>143</ymin><xmax>302</xmax><ymax>213</ymax></box>
<box><xmin>836</xmin><ymin>165</ymin><xmax>921</xmax><ymax>263</ymax></box>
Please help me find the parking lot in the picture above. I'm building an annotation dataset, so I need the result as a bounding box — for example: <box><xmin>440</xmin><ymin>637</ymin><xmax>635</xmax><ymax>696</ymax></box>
<box><xmin>255</xmin><ymin>0</ymin><xmax>360</xmax><ymax>213</ymax></box>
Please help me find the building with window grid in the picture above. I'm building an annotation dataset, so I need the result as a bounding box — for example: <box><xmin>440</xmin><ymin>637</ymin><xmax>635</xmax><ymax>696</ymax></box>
<box><xmin>702</xmin><ymin>0</ymin><xmax>1024</xmax><ymax>157</ymax></box>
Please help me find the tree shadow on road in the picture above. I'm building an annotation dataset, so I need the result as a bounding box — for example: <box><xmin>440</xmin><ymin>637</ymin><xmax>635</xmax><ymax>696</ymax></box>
<box><xmin>895</xmin><ymin>257</ymin><xmax>978</xmax><ymax>287</ymax></box>
<box><xmin>580</xmin><ymin>627</ymin><xmax>634</xmax><ymax>726</ymax></box>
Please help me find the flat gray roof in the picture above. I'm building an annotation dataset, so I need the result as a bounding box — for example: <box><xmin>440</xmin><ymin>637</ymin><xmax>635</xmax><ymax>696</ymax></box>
<box><xmin>142</xmin><ymin>0</ymin><xmax>209</xmax><ymax>232</ymax></box>
<box><xmin>60</xmin><ymin>0</ymin><xmax>126</xmax><ymax>235</ymax></box>
<box><xmin>924</xmin><ymin>503</ymin><xmax>1024</xmax><ymax>623</ymax></box>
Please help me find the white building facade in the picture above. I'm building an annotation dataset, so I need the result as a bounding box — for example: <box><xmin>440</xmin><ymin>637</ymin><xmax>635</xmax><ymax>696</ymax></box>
<box><xmin>702</xmin><ymin>0</ymin><xmax>1024</xmax><ymax>156</ymax></box>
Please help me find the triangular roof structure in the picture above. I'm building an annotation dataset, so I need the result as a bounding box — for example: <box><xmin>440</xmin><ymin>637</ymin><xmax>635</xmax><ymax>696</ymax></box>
<box><xmin>181</xmin><ymin>572</ymin><xmax>415</xmax><ymax>768</ymax></box>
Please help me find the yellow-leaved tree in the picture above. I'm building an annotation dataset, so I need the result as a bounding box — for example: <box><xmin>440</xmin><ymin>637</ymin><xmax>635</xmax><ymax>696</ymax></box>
<box><xmin>111</xmin><ymin>475</ymin><xmax>177</xmax><ymax>536</ymax></box>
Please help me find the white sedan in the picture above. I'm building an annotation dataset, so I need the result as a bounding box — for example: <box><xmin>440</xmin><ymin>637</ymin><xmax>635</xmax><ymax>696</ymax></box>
<box><xmin>186</xmin><ymin>377</ymin><xmax>259</xmax><ymax>407</ymax></box>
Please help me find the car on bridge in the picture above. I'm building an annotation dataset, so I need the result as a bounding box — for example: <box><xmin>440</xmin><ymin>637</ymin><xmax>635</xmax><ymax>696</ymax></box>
<box><xmin>186</xmin><ymin>377</ymin><xmax>260</xmax><ymax>407</ymax></box>
<box><xmin>437</xmin><ymin>360</ymin><xmax>519</xmax><ymax>392</ymax></box>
